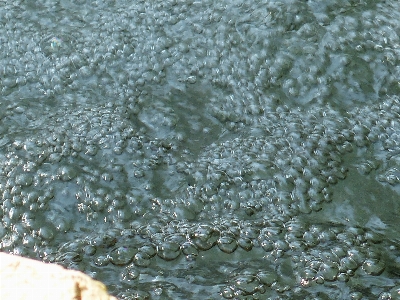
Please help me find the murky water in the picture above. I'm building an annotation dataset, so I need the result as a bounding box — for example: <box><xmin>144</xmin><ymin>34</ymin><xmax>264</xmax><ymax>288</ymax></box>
<box><xmin>1</xmin><ymin>0</ymin><xmax>400</xmax><ymax>299</ymax></box>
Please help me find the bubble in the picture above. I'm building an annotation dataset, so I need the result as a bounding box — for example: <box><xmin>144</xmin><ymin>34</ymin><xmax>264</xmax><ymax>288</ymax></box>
<box><xmin>92</xmin><ymin>197</ymin><xmax>107</xmax><ymax>212</ymax></box>
<box><xmin>348</xmin><ymin>249</ymin><xmax>366</xmax><ymax>265</ymax></box>
<box><xmin>187</xmin><ymin>75</ymin><xmax>197</xmax><ymax>84</ymax></box>
<box><xmin>331</xmin><ymin>247</ymin><xmax>347</xmax><ymax>259</ymax></box>
<box><xmin>389</xmin><ymin>286</ymin><xmax>400</xmax><ymax>299</ymax></box>
<box><xmin>303</xmin><ymin>231</ymin><xmax>319</xmax><ymax>247</ymax></box>
<box><xmin>48</xmin><ymin>153</ymin><xmax>62</xmax><ymax>163</ymax></box>
<box><xmin>238</xmin><ymin>237</ymin><xmax>253</xmax><ymax>251</ymax></box>
<box><xmin>40</xmin><ymin>34</ymin><xmax>75</xmax><ymax>56</ymax></box>
<box><xmin>217</xmin><ymin>236</ymin><xmax>238</xmax><ymax>254</ymax></box>
<box><xmin>134</xmin><ymin>169</ymin><xmax>145</xmax><ymax>178</ymax></box>
<box><xmin>339</xmin><ymin>257</ymin><xmax>359</xmax><ymax>272</ymax></box>
<box><xmin>85</xmin><ymin>145</ymin><xmax>98</xmax><ymax>156</ymax></box>
<box><xmin>10</xmin><ymin>184</ymin><xmax>22</xmax><ymax>196</ymax></box>
<box><xmin>58</xmin><ymin>165</ymin><xmax>77</xmax><ymax>181</ymax></box>
<box><xmin>48</xmin><ymin>36</ymin><xmax>63</xmax><ymax>51</ymax></box>
<box><xmin>362</xmin><ymin>258</ymin><xmax>385</xmax><ymax>276</ymax></box>
<box><xmin>256</xmin><ymin>270</ymin><xmax>277</xmax><ymax>286</ymax></box>
<box><xmin>318</xmin><ymin>262</ymin><xmax>339</xmax><ymax>281</ymax></box>
<box><xmin>157</xmin><ymin>241</ymin><xmax>181</xmax><ymax>261</ymax></box>
<box><xmin>260</xmin><ymin>239</ymin><xmax>274</xmax><ymax>252</ymax></box>
<box><xmin>110</xmin><ymin>246</ymin><xmax>138</xmax><ymax>266</ymax></box>
<box><xmin>29</xmin><ymin>202</ymin><xmax>39</xmax><ymax>213</ymax></box>
<box><xmin>133</xmin><ymin>252</ymin><xmax>151</xmax><ymax>267</ymax></box>
<box><xmin>233</xmin><ymin>273</ymin><xmax>261</xmax><ymax>296</ymax></box>
<box><xmin>138</xmin><ymin>244</ymin><xmax>157</xmax><ymax>258</ymax></box>
<box><xmin>350</xmin><ymin>292</ymin><xmax>363</xmax><ymax>300</ymax></box>
<box><xmin>11</xmin><ymin>223</ymin><xmax>25</xmax><ymax>237</ymax></box>
<box><xmin>93</xmin><ymin>233</ymin><xmax>118</xmax><ymax>248</ymax></box>
<box><xmin>274</xmin><ymin>240</ymin><xmax>289</xmax><ymax>252</ymax></box>
<box><xmin>299</xmin><ymin>268</ymin><xmax>316</xmax><ymax>287</ymax></box>
<box><xmin>181</xmin><ymin>242</ymin><xmax>199</xmax><ymax>256</ymax></box>
<box><xmin>337</xmin><ymin>273</ymin><xmax>349</xmax><ymax>282</ymax></box>
<box><xmin>121</xmin><ymin>264</ymin><xmax>140</xmax><ymax>282</ymax></box>
<box><xmin>118</xmin><ymin>290</ymin><xmax>151</xmax><ymax>300</ymax></box>
<box><xmin>38</xmin><ymin>226</ymin><xmax>54</xmax><ymax>241</ymax></box>
<box><xmin>94</xmin><ymin>255</ymin><xmax>110</xmax><ymax>267</ymax></box>
<box><xmin>364</xmin><ymin>231</ymin><xmax>383</xmax><ymax>244</ymax></box>
<box><xmin>221</xmin><ymin>287</ymin><xmax>235</xmax><ymax>299</ymax></box>
<box><xmin>190</xmin><ymin>225</ymin><xmax>219</xmax><ymax>251</ymax></box>
<box><xmin>8</xmin><ymin>206</ymin><xmax>22</xmax><ymax>221</ymax></box>
<box><xmin>102</xmin><ymin>172</ymin><xmax>113</xmax><ymax>182</ymax></box>
<box><xmin>113</xmin><ymin>147</ymin><xmax>123</xmax><ymax>155</ymax></box>
<box><xmin>83</xmin><ymin>245</ymin><xmax>97</xmax><ymax>256</ymax></box>
<box><xmin>357</xmin><ymin>161</ymin><xmax>375</xmax><ymax>175</ymax></box>
<box><xmin>14</xmin><ymin>173</ymin><xmax>33</xmax><ymax>186</ymax></box>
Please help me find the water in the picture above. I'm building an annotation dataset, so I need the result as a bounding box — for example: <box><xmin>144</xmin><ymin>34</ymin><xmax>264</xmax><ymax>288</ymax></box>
<box><xmin>1</xmin><ymin>0</ymin><xmax>400</xmax><ymax>299</ymax></box>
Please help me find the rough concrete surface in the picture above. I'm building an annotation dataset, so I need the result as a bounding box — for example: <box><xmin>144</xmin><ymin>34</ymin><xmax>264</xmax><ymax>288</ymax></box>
<box><xmin>0</xmin><ymin>253</ymin><xmax>117</xmax><ymax>300</ymax></box>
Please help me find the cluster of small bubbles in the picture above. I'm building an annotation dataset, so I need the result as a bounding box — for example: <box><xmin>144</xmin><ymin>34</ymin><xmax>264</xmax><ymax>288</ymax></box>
<box><xmin>181</xmin><ymin>106</ymin><xmax>357</xmax><ymax>223</ymax></box>
<box><xmin>377</xmin><ymin>167</ymin><xmax>400</xmax><ymax>185</ymax></box>
<box><xmin>189</xmin><ymin>224</ymin><xmax>220</xmax><ymax>251</ymax></box>
<box><xmin>0</xmin><ymin>1</ymin><xmax>396</xmax><ymax>106</ymax></box>
<box><xmin>224</xmin><ymin>272</ymin><xmax>266</xmax><ymax>298</ymax></box>
<box><xmin>287</xmin><ymin>222</ymin><xmax>391</xmax><ymax>289</ymax></box>
<box><xmin>219</xmin><ymin>260</ymin><xmax>299</xmax><ymax>300</ymax></box>
<box><xmin>2</xmin><ymin>0</ymin><xmax>400</xmax><ymax>298</ymax></box>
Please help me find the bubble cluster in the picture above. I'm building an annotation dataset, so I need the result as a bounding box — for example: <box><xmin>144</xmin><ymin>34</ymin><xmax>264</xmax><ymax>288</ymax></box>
<box><xmin>2</xmin><ymin>0</ymin><xmax>400</xmax><ymax>299</ymax></box>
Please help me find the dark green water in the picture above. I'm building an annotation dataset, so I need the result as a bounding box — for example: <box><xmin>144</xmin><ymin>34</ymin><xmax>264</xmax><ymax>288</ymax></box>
<box><xmin>1</xmin><ymin>0</ymin><xmax>400</xmax><ymax>299</ymax></box>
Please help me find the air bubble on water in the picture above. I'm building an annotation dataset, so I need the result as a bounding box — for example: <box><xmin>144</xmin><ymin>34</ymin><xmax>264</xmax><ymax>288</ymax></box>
<box><xmin>133</xmin><ymin>252</ymin><xmax>151</xmax><ymax>268</ymax></box>
<box><xmin>58</xmin><ymin>165</ymin><xmax>77</xmax><ymax>181</ymax></box>
<box><xmin>14</xmin><ymin>173</ymin><xmax>33</xmax><ymax>186</ymax></box>
<box><xmin>109</xmin><ymin>246</ymin><xmax>138</xmax><ymax>266</ymax></box>
<box><xmin>39</xmin><ymin>34</ymin><xmax>76</xmax><ymax>57</ymax></box>
<box><xmin>221</xmin><ymin>287</ymin><xmax>235</xmax><ymax>299</ymax></box>
<box><xmin>336</xmin><ymin>272</ymin><xmax>349</xmax><ymax>282</ymax></box>
<box><xmin>157</xmin><ymin>240</ymin><xmax>181</xmax><ymax>261</ymax></box>
<box><xmin>190</xmin><ymin>225</ymin><xmax>219</xmax><ymax>251</ymax></box>
<box><xmin>318</xmin><ymin>262</ymin><xmax>339</xmax><ymax>281</ymax></box>
<box><xmin>94</xmin><ymin>255</ymin><xmax>110</xmax><ymax>267</ymax></box>
<box><xmin>181</xmin><ymin>241</ymin><xmax>199</xmax><ymax>256</ymax></box>
<box><xmin>362</xmin><ymin>258</ymin><xmax>385</xmax><ymax>276</ymax></box>
<box><xmin>138</xmin><ymin>244</ymin><xmax>156</xmax><ymax>258</ymax></box>
<box><xmin>217</xmin><ymin>236</ymin><xmax>238</xmax><ymax>254</ymax></box>
<box><xmin>38</xmin><ymin>226</ymin><xmax>54</xmax><ymax>241</ymax></box>
<box><xmin>92</xmin><ymin>233</ymin><xmax>117</xmax><ymax>248</ymax></box>
<box><xmin>121</xmin><ymin>264</ymin><xmax>140</xmax><ymax>282</ymax></box>
<box><xmin>340</xmin><ymin>257</ymin><xmax>359</xmax><ymax>272</ymax></box>
<box><xmin>237</xmin><ymin>237</ymin><xmax>253</xmax><ymax>252</ymax></box>
<box><xmin>83</xmin><ymin>245</ymin><xmax>96</xmax><ymax>256</ymax></box>
<box><xmin>233</xmin><ymin>274</ymin><xmax>260</xmax><ymax>295</ymax></box>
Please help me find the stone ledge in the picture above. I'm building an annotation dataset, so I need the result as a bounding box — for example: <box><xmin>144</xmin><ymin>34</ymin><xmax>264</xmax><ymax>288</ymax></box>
<box><xmin>0</xmin><ymin>253</ymin><xmax>117</xmax><ymax>300</ymax></box>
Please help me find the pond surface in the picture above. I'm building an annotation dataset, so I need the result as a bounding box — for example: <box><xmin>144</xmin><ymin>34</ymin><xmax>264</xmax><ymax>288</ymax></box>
<box><xmin>1</xmin><ymin>0</ymin><xmax>400</xmax><ymax>299</ymax></box>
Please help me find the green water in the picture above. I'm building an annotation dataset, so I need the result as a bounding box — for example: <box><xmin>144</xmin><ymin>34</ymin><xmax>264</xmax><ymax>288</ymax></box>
<box><xmin>1</xmin><ymin>0</ymin><xmax>400</xmax><ymax>299</ymax></box>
